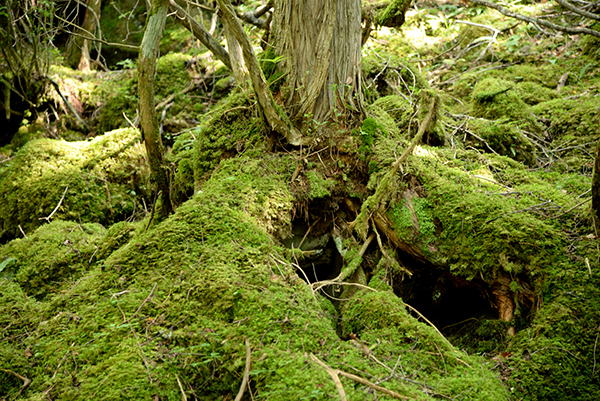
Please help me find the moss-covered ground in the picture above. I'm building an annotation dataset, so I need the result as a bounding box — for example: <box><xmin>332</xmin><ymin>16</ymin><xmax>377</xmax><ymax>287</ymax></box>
<box><xmin>1</xmin><ymin>1</ymin><xmax>600</xmax><ymax>400</ymax></box>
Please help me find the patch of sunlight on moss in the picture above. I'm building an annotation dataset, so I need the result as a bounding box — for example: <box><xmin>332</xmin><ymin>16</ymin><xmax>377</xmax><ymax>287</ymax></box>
<box><xmin>413</xmin><ymin>145</ymin><xmax>437</xmax><ymax>159</ymax></box>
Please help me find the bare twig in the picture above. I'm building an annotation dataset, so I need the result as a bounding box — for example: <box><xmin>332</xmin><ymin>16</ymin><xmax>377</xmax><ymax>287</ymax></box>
<box><xmin>39</xmin><ymin>186</ymin><xmax>69</xmax><ymax>222</ymax></box>
<box><xmin>0</xmin><ymin>368</ymin><xmax>31</xmax><ymax>398</ymax></box>
<box><xmin>555</xmin><ymin>0</ymin><xmax>600</xmax><ymax>21</ymax></box>
<box><xmin>309</xmin><ymin>354</ymin><xmax>347</xmax><ymax>401</ymax></box>
<box><xmin>18</xmin><ymin>225</ymin><xmax>28</xmax><ymax>239</ymax></box>
<box><xmin>310</xmin><ymin>353</ymin><xmax>411</xmax><ymax>399</ymax></box>
<box><xmin>176</xmin><ymin>374</ymin><xmax>188</xmax><ymax>401</ymax></box>
<box><xmin>466</xmin><ymin>0</ymin><xmax>600</xmax><ymax>38</ymax></box>
<box><xmin>234</xmin><ymin>339</ymin><xmax>252</xmax><ymax>401</ymax></box>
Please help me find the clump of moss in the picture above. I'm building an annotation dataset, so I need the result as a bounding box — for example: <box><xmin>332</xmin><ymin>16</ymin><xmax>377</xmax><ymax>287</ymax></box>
<box><xmin>0</xmin><ymin>147</ymin><xmax>509</xmax><ymax>400</ymax></box>
<box><xmin>172</xmin><ymin>91</ymin><xmax>266</xmax><ymax>194</ymax></box>
<box><xmin>466</xmin><ymin>118</ymin><xmax>535</xmax><ymax>165</ymax></box>
<box><xmin>340</xmin><ymin>290</ymin><xmax>509</xmax><ymax>399</ymax></box>
<box><xmin>0</xmin><ymin>220</ymin><xmax>105</xmax><ymax>299</ymax></box>
<box><xmin>515</xmin><ymin>81</ymin><xmax>558</xmax><ymax>105</ymax></box>
<box><xmin>472</xmin><ymin>78</ymin><xmax>544</xmax><ymax>134</ymax></box>
<box><xmin>0</xmin><ymin>128</ymin><xmax>150</xmax><ymax>242</ymax></box>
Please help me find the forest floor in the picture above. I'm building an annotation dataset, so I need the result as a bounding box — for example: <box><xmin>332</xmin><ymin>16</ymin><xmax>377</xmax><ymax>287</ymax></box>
<box><xmin>1</xmin><ymin>1</ymin><xmax>600</xmax><ymax>400</ymax></box>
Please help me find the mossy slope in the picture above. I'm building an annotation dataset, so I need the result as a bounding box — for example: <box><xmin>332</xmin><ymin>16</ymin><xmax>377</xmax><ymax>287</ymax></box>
<box><xmin>0</xmin><ymin>153</ymin><xmax>507</xmax><ymax>400</ymax></box>
<box><xmin>0</xmin><ymin>128</ymin><xmax>149</xmax><ymax>242</ymax></box>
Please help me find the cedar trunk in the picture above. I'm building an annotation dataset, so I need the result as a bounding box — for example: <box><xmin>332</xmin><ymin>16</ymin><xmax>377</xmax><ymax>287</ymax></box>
<box><xmin>272</xmin><ymin>0</ymin><xmax>365</xmax><ymax>132</ymax></box>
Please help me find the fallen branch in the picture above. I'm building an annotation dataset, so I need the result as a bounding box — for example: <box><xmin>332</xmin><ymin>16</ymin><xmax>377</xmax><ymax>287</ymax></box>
<box><xmin>310</xmin><ymin>354</ymin><xmax>411</xmax><ymax>400</ymax></box>
<box><xmin>466</xmin><ymin>0</ymin><xmax>600</xmax><ymax>38</ymax></box>
<box><xmin>309</xmin><ymin>354</ymin><xmax>347</xmax><ymax>401</ymax></box>
<box><xmin>555</xmin><ymin>0</ymin><xmax>600</xmax><ymax>21</ymax></box>
<box><xmin>234</xmin><ymin>338</ymin><xmax>253</xmax><ymax>401</ymax></box>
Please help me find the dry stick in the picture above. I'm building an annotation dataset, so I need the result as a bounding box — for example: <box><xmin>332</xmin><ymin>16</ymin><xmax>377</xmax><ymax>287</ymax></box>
<box><xmin>18</xmin><ymin>225</ymin><xmax>28</xmax><ymax>239</ymax></box>
<box><xmin>310</xmin><ymin>354</ymin><xmax>411</xmax><ymax>400</ymax></box>
<box><xmin>234</xmin><ymin>338</ymin><xmax>253</xmax><ymax>401</ymax></box>
<box><xmin>39</xmin><ymin>186</ymin><xmax>69</xmax><ymax>222</ymax></box>
<box><xmin>311</xmin><ymin>280</ymin><xmax>379</xmax><ymax>295</ymax></box>
<box><xmin>550</xmin><ymin>197</ymin><xmax>591</xmax><ymax>219</ymax></box>
<box><xmin>155</xmin><ymin>79</ymin><xmax>203</xmax><ymax>110</ymax></box>
<box><xmin>176</xmin><ymin>374</ymin><xmax>188</xmax><ymax>401</ymax></box>
<box><xmin>403</xmin><ymin>303</ymin><xmax>454</xmax><ymax>351</ymax></box>
<box><xmin>467</xmin><ymin>0</ymin><xmax>600</xmax><ymax>38</ymax></box>
<box><xmin>593</xmin><ymin>325</ymin><xmax>600</xmax><ymax>378</ymax></box>
<box><xmin>309</xmin><ymin>354</ymin><xmax>347</xmax><ymax>401</ymax></box>
<box><xmin>130</xmin><ymin>326</ymin><xmax>153</xmax><ymax>383</ymax></box>
<box><xmin>555</xmin><ymin>0</ymin><xmax>600</xmax><ymax>21</ymax></box>
<box><xmin>128</xmin><ymin>282</ymin><xmax>158</xmax><ymax>323</ymax></box>
<box><xmin>0</xmin><ymin>368</ymin><xmax>31</xmax><ymax>398</ymax></box>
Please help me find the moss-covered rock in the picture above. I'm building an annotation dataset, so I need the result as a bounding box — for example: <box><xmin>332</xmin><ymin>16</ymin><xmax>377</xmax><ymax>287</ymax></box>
<box><xmin>0</xmin><ymin>128</ymin><xmax>150</xmax><ymax>242</ymax></box>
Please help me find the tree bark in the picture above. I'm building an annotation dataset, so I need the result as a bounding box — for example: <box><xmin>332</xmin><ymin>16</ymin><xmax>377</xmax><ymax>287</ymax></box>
<box><xmin>139</xmin><ymin>0</ymin><xmax>173</xmax><ymax>216</ymax></box>
<box><xmin>272</xmin><ymin>0</ymin><xmax>365</xmax><ymax>133</ymax></box>
<box><xmin>593</xmin><ymin>138</ymin><xmax>600</xmax><ymax>234</ymax></box>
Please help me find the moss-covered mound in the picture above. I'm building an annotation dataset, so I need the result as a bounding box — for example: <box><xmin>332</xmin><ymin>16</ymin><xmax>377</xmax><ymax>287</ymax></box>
<box><xmin>0</xmin><ymin>128</ymin><xmax>149</xmax><ymax>242</ymax></box>
<box><xmin>0</xmin><ymin>220</ymin><xmax>105</xmax><ymax>299</ymax></box>
<box><xmin>471</xmin><ymin>78</ymin><xmax>544</xmax><ymax>134</ymax></box>
<box><xmin>0</xmin><ymin>152</ymin><xmax>508</xmax><ymax>400</ymax></box>
<box><xmin>367</xmin><ymin>136</ymin><xmax>599</xmax><ymax>399</ymax></box>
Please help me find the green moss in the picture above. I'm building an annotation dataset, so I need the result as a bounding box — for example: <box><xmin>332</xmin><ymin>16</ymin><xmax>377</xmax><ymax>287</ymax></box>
<box><xmin>471</xmin><ymin>78</ymin><xmax>544</xmax><ymax>134</ymax></box>
<box><xmin>0</xmin><ymin>128</ymin><xmax>150</xmax><ymax>242</ymax></box>
<box><xmin>515</xmin><ymin>81</ymin><xmax>558</xmax><ymax>105</ymax></box>
<box><xmin>0</xmin><ymin>220</ymin><xmax>105</xmax><ymax>299</ymax></box>
<box><xmin>340</xmin><ymin>290</ymin><xmax>508</xmax><ymax>400</ymax></box>
<box><xmin>306</xmin><ymin>170</ymin><xmax>335</xmax><ymax>199</ymax></box>
<box><xmin>466</xmin><ymin>118</ymin><xmax>535</xmax><ymax>165</ymax></box>
<box><xmin>171</xmin><ymin>91</ymin><xmax>267</xmax><ymax>192</ymax></box>
<box><xmin>375</xmin><ymin>0</ymin><xmax>412</xmax><ymax>28</ymax></box>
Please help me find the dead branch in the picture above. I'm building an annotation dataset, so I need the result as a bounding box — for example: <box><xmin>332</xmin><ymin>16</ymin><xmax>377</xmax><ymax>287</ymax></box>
<box><xmin>466</xmin><ymin>0</ymin><xmax>600</xmax><ymax>38</ymax></box>
<box><xmin>309</xmin><ymin>354</ymin><xmax>347</xmax><ymax>401</ymax></box>
<box><xmin>234</xmin><ymin>338</ymin><xmax>252</xmax><ymax>401</ymax></box>
<box><xmin>310</xmin><ymin>353</ymin><xmax>411</xmax><ymax>400</ymax></box>
<box><xmin>555</xmin><ymin>0</ymin><xmax>600</xmax><ymax>21</ymax></box>
<box><xmin>0</xmin><ymin>368</ymin><xmax>31</xmax><ymax>398</ymax></box>
<box><xmin>168</xmin><ymin>0</ymin><xmax>232</xmax><ymax>70</ymax></box>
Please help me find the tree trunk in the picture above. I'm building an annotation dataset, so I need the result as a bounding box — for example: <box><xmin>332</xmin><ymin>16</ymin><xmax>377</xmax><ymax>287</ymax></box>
<box><xmin>593</xmin><ymin>138</ymin><xmax>600</xmax><ymax>234</ymax></box>
<box><xmin>272</xmin><ymin>0</ymin><xmax>365</xmax><ymax>133</ymax></box>
<box><xmin>139</xmin><ymin>0</ymin><xmax>173</xmax><ymax>216</ymax></box>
